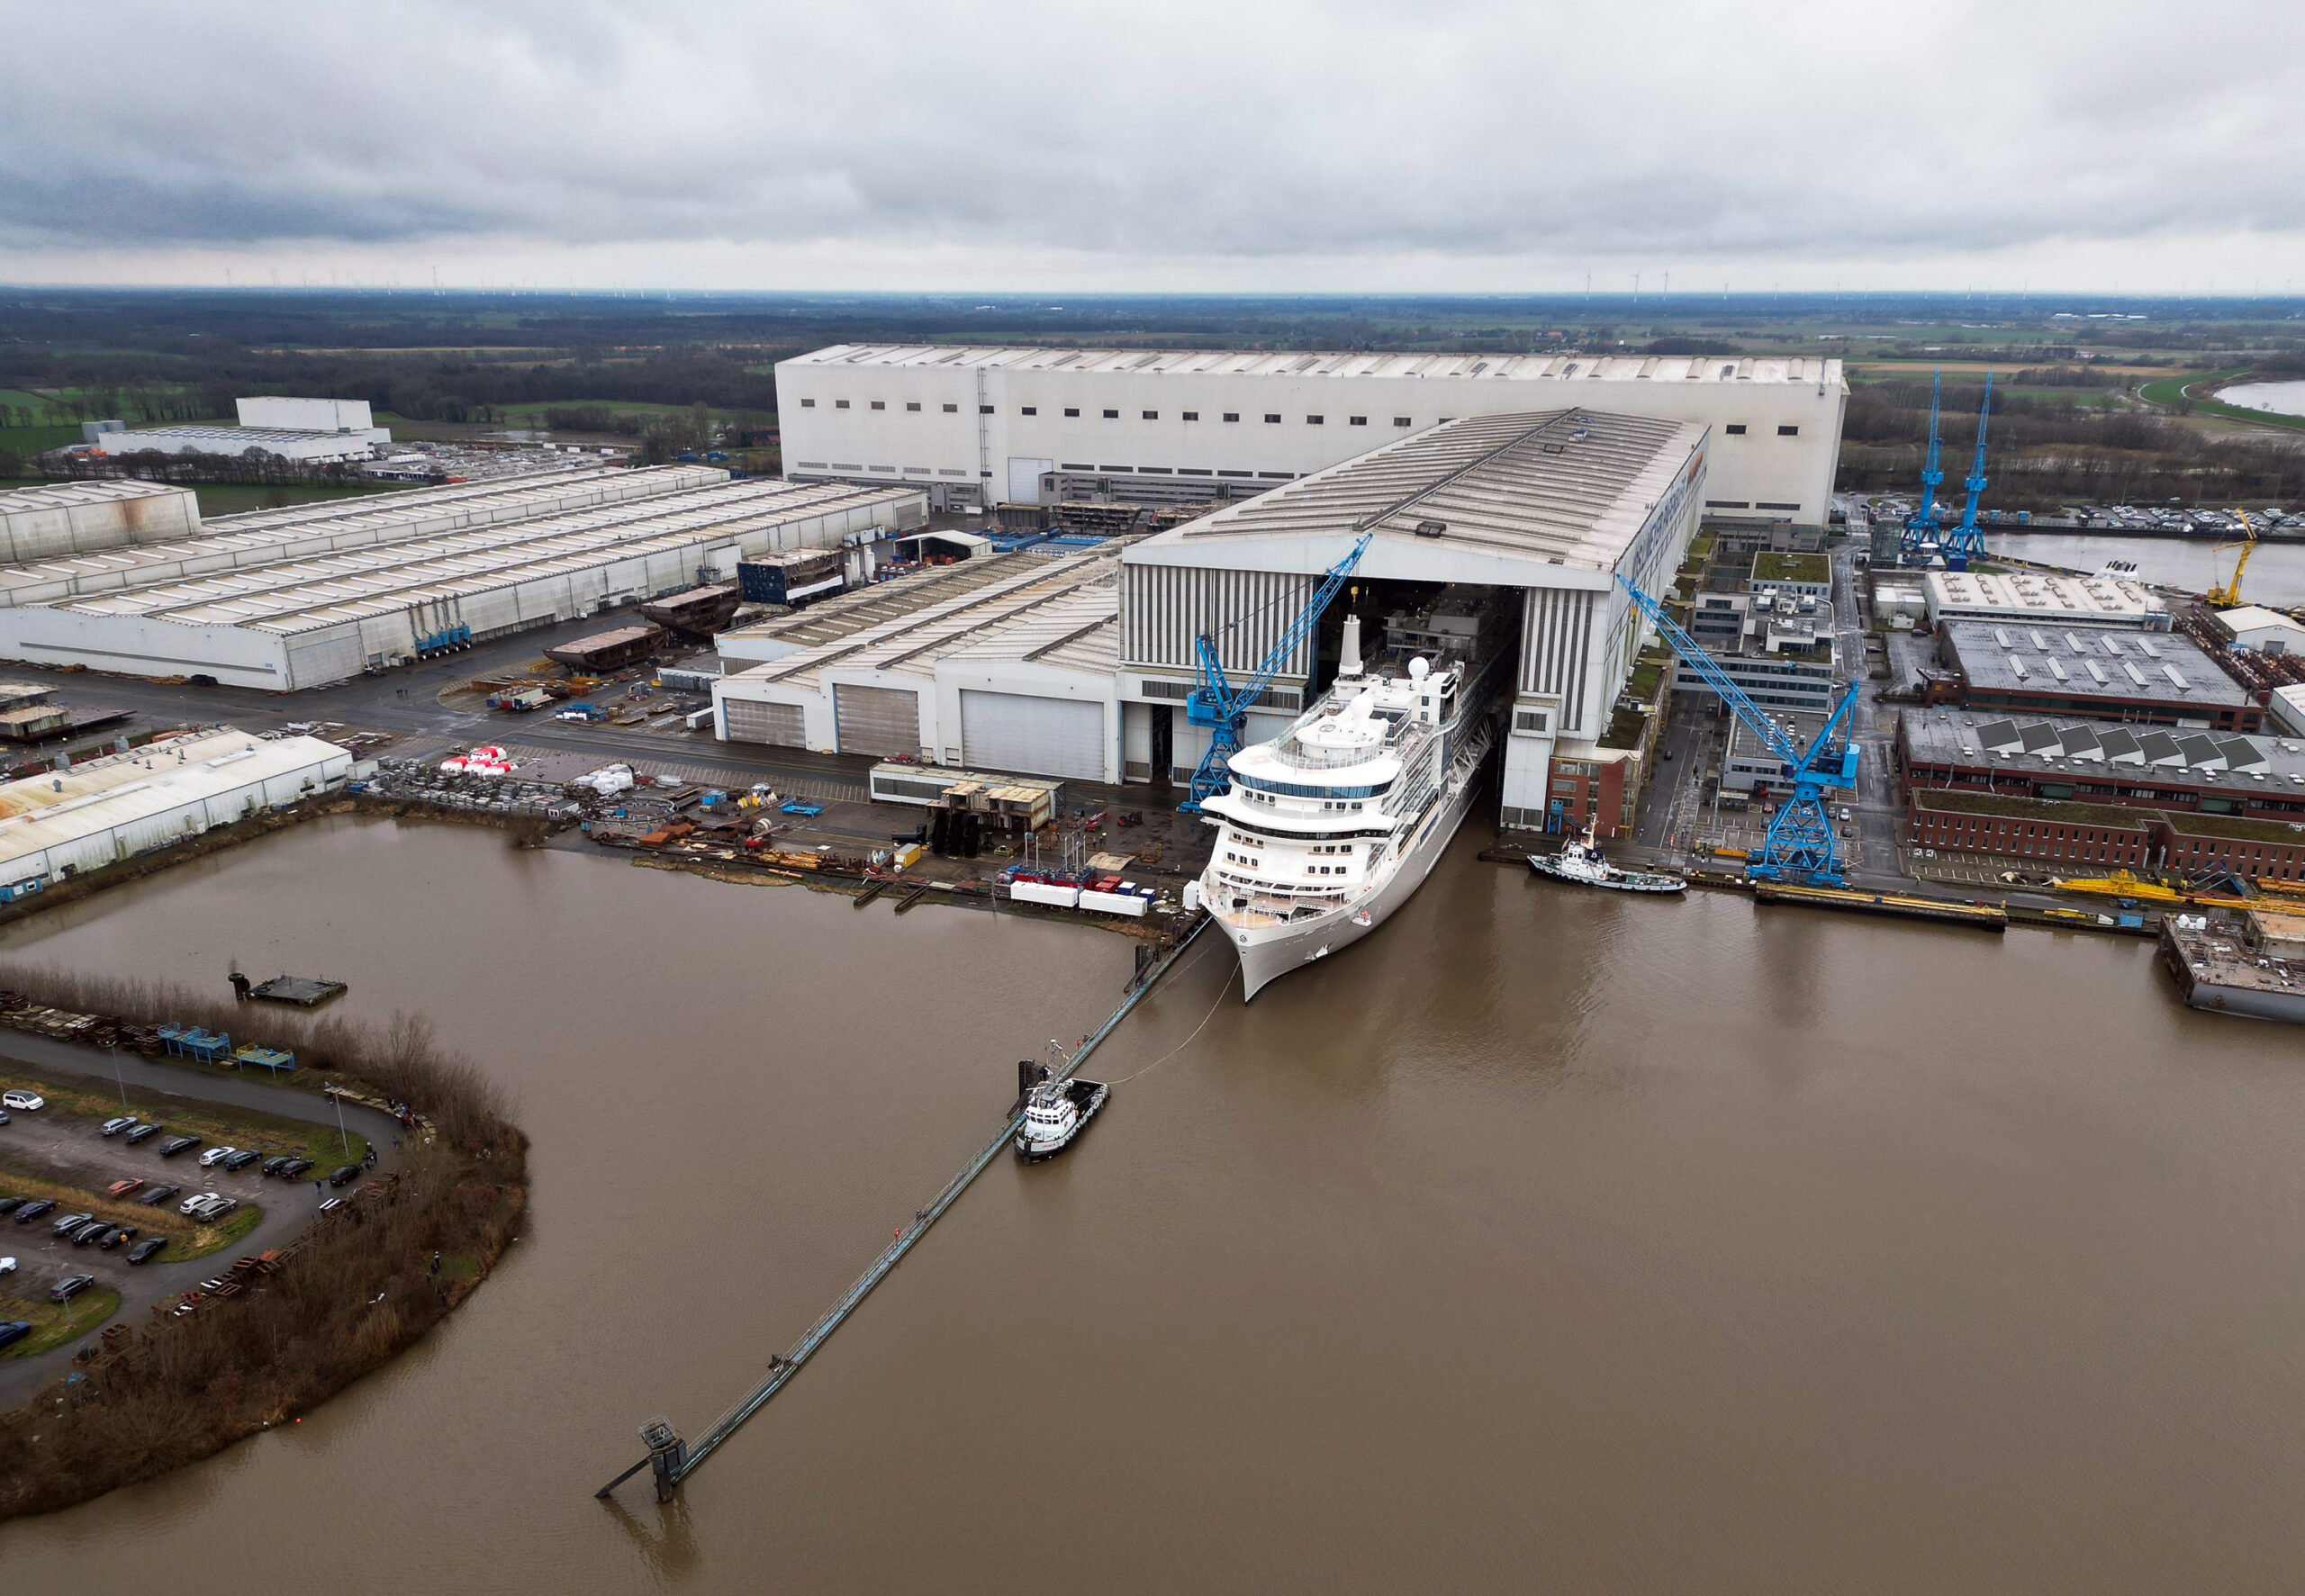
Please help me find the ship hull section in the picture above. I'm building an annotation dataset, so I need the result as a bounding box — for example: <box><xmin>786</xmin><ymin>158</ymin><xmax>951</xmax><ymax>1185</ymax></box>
<box><xmin>1225</xmin><ymin>762</ymin><xmax>1482</xmax><ymax>1001</ymax></box>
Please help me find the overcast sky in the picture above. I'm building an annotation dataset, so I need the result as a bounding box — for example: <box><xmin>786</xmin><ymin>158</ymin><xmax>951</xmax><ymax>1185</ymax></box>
<box><xmin>1</xmin><ymin>0</ymin><xmax>2298</xmax><ymax>294</ymax></box>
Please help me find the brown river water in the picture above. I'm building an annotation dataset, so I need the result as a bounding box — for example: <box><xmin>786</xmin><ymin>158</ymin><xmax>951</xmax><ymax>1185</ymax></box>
<box><xmin>3</xmin><ymin>815</ymin><xmax>2304</xmax><ymax>1591</ymax></box>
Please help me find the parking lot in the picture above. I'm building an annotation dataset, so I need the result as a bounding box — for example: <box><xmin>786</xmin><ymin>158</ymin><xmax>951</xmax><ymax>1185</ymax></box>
<box><xmin>0</xmin><ymin>1051</ymin><xmax>404</xmax><ymax>1402</ymax></box>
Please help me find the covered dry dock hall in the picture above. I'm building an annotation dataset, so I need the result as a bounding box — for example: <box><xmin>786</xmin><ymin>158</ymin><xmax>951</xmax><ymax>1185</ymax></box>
<box><xmin>1117</xmin><ymin>408</ymin><xmax>1707</xmax><ymax>827</ymax></box>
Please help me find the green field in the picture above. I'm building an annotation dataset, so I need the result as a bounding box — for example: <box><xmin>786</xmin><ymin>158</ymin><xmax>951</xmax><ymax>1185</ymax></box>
<box><xmin>193</xmin><ymin>482</ymin><xmax>410</xmax><ymax>517</ymax></box>
<box><xmin>0</xmin><ymin>1283</ymin><xmax>121</xmax><ymax>1357</ymax></box>
<box><xmin>2138</xmin><ymin>369</ymin><xmax>2305</xmax><ymax>430</ymax></box>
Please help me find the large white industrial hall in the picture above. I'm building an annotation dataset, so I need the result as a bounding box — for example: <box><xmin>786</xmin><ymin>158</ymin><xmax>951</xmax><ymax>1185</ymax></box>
<box><xmin>775</xmin><ymin>343</ymin><xmax>1836</xmax><ymax>523</ymax></box>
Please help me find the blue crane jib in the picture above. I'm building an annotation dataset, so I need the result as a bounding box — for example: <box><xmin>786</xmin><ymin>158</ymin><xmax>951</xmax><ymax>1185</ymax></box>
<box><xmin>1898</xmin><ymin>369</ymin><xmax>1947</xmax><ymax>563</ymax></box>
<box><xmin>1614</xmin><ymin>573</ymin><xmax>1860</xmax><ymax>887</ymax></box>
<box><xmin>1182</xmin><ymin>532</ymin><xmax>1373</xmax><ymax>811</ymax></box>
<box><xmin>1940</xmin><ymin>372</ymin><xmax>1994</xmax><ymax>570</ymax></box>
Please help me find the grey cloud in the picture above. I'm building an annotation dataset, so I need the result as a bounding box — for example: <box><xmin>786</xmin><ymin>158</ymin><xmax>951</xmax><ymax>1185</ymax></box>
<box><xmin>0</xmin><ymin>0</ymin><xmax>2298</xmax><ymax>271</ymax></box>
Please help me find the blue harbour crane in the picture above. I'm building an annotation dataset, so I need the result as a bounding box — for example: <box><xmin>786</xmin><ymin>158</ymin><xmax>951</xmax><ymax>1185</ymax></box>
<box><xmin>1939</xmin><ymin>371</ymin><xmax>1995</xmax><ymax>570</ymax></box>
<box><xmin>1181</xmin><ymin>532</ymin><xmax>1373</xmax><ymax>811</ymax></box>
<box><xmin>1898</xmin><ymin>368</ymin><xmax>1947</xmax><ymax>564</ymax></box>
<box><xmin>1614</xmin><ymin>573</ymin><xmax>1861</xmax><ymax>886</ymax></box>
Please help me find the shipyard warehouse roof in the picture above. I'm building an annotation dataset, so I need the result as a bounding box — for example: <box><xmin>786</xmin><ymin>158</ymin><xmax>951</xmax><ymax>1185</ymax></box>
<box><xmin>1134</xmin><ymin>409</ymin><xmax>1704</xmax><ymax>576</ymax></box>
<box><xmin>736</xmin><ymin>553</ymin><xmax>1118</xmax><ymax>690</ymax></box>
<box><xmin>1939</xmin><ymin>620</ymin><xmax>2252</xmax><ymax>713</ymax></box>
<box><xmin>787</xmin><ymin>345</ymin><xmax>1839</xmax><ymax>385</ymax></box>
<box><xmin>0</xmin><ymin>728</ymin><xmax>352</xmax><ymax>888</ymax></box>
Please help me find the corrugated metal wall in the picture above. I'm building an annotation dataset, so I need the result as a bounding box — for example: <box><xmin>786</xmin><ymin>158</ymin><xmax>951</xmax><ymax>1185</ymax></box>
<box><xmin>833</xmin><ymin>683</ymin><xmax>922</xmax><ymax>757</ymax></box>
<box><xmin>1122</xmin><ymin>564</ymin><xmax>1315</xmax><ymax>677</ymax></box>
<box><xmin>723</xmin><ymin>698</ymin><xmax>806</xmax><ymax>746</ymax></box>
<box><xmin>1520</xmin><ymin>588</ymin><xmax>1596</xmax><ymax>734</ymax></box>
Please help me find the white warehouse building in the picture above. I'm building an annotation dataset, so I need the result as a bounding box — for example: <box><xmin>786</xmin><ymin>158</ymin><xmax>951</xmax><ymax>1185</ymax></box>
<box><xmin>777</xmin><ymin>343</ymin><xmax>1839</xmax><ymax>524</ymax></box>
<box><xmin>0</xmin><ymin>727</ymin><xmax>352</xmax><ymax>895</ymax></box>
<box><xmin>0</xmin><ymin>474</ymin><xmax>925</xmax><ymax>690</ymax></box>
<box><xmin>713</xmin><ymin>553</ymin><xmax>1125</xmax><ymax>780</ymax></box>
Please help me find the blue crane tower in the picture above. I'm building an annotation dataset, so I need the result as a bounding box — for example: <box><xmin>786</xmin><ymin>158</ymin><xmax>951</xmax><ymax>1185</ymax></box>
<box><xmin>1897</xmin><ymin>368</ymin><xmax>1947</xmax><ymax>564</ymax></box>
<box><xmin>1614</xmin><ymin>573</ymin><xmax>1861</xmax><ymax>886</ymax></box>
<box><xmin>1939</xmin><ymin>371</ymin><xmax>1995</xmax><ymax>570</ymax></box>
<box><xmin>1181</xmin><ymin>531</ymin><xmax>1373</xmax><ymax>811</ymax></box>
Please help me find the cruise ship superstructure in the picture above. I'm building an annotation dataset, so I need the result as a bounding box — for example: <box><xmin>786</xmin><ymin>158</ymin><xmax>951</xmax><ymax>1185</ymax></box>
<box><xmin>1196</xmin><ymin>596</ymin><xmax>1508</xmax><ymax>1000</ymax></box>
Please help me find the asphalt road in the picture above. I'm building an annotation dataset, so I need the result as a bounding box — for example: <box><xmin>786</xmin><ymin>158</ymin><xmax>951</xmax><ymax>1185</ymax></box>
<box><xmin>0</xmin><ymin>1041</ymin><xmax>403</xmax><ymax>1406</ymax></box>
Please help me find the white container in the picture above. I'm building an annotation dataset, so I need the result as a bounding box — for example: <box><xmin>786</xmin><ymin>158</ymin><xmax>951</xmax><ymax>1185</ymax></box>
<box><xmin>1010</xmin><ymin>880</ymin><xmax>1080</xmax><ymax>908</ymax></box>
<box><xmin>1079</xmin><ymin>889</ymin><xmax>1149</xmax><ymax>917</ymax></box>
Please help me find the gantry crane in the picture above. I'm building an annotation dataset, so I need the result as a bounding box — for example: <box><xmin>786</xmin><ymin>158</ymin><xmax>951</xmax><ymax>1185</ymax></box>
<box><xmin>1940</xmin><ymin>372</ymin><xmax>1994</xmax><ymax>570</ymax></box>
<box><xmin>2205</xmin><ymin>508</ymin><xmax>2257</xmax><ymax>608</ymax></box>
<box><xmin>1615</xmin><ymin>573</ymin><xmax>1861</xmax><ymax>886</ymax></box>
<box><xmin>1898</xmin><ymin>369</ymin><xmax>1947</xmax><ymax>564</ymax></box>
<box><xmin>1181</xmin><ymin>532</ymin><xmax>1372</xmax><ymax>810</ymax></box>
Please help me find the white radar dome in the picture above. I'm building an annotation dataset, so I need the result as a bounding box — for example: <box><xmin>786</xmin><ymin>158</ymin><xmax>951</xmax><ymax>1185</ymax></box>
<box><xmin>1408</xmin><ymin>655</ymin><xmax>1431</xmax><ymax>680</ymax></box>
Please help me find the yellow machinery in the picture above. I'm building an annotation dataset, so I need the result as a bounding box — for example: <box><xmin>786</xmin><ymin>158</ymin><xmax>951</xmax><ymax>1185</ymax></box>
<box><xmin>2049</xmin><ymin>868</ymin><xmax>2250</xmax><ymax>906</ymax></box>
<box><xmin>2205</xmin><ymin>509</ymin><xmax>2257</xmax><ymax>608</ymax></box>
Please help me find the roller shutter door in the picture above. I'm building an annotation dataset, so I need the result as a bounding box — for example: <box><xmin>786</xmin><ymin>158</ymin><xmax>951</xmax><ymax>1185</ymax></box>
<box><xmin>722</xmin><ymin>698</ymin><xmax>806</xmax><ymax>747</ymax></box>
<box><xmin>284</xmin><ymin>632</ymin><xmax>363</xmax><ymax>690</ymax></box>
<box><xmin>833</xmin><ymin>683</ymin><xmax>922</xmax><ymax>758</ymax></box>
<box><xmin>961</xmin><ymin>690</ymin><xmax>1104</xmax><ymax>780</ymax></box>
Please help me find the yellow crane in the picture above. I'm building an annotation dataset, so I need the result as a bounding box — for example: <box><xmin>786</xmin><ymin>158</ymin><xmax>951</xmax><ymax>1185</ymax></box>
<box><xmin>2205</xmin><ymin>508</ymin><xmax>2257</xmax><ymax>608</ymax></box>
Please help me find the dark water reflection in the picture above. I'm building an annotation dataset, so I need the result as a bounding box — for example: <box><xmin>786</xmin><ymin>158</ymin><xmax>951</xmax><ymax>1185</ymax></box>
<box><xmin>2</xmin><ymin>816</ymin><xmax>2302</xmax><ymax>1591</ymax></box>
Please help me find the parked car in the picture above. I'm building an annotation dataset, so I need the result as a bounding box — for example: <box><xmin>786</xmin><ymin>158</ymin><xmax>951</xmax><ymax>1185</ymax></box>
<box><xmin>124</xmin><ymin>1123</ymin><xmax>162</xmax><ymax>1144</ymax></box>
<box><xmin>261</xmin><ymin>1155</ymin><xmax>294</xmax><ymax>1177</ymax></box>
<box><xmin>0</xmin><ymin>1320</ymin><xmax>29</xmax><ymax>1349</ymax></box>
<box><xmin>50</xmin><ymin>1211</ymin><xmax>92</xmax><ymax>1236</ymax></box>
<box><xmin>0</xmin><ymin>1256</ymin><xmax>14</xmax><ymax>1275</ymax></box>
<box><xmin>178</xmin><ymin>1193</ymin><xmax>215</xmax><ymax>1216</ymax></box>
<box><xmin>99</xmin><ymin>1225</ymin><xmax>138</xmax><ymax>1250</ymax></box>
<box><xmin>198</xmin><ymin>1145</ymin><xmax>236</xmax><ymax>1169</ymax></box>
<box><xmin>138</xmin><ymin>1184</ymin><xmax>181</xmax><ymax>1207</ymax></box>
<box><xmin>14</xmin><ymin>1199</ymin><xmax>55</xmax><ymax>1223</ymax></box>
<box><xmin>0</xmin><ymin>1091</ymin><xmax>42</xmax><ymax>1112</ymax></box>
<box><xmin>73</xmin><ymin>1222</ymin><xmax>115</xmax><ymax>1248</ymax></box>
<box><xmin>328</xmin><ymin>1165</ymin><xmax>361</xmax><ymax>1187</ymax></box>
<box><xmin>158</xmin><ymin>1135</ymin><xmax>201</xmax><ymax>1158</ymax></box>
<box><xmin>49</xmin><ymin>1274</ymin><xmax>94</xmax><ymax>1303</ymax></box>
<box><xmin>106</xmin><ymin>1178</ymin><xmax>144</xmax><ymax>1198</ymax></box>
<box><xmin>221</xmin><ymin>1149</ymin><xmax>263</xmax><ymax>1172</ymax></box>
<box><xmin>100</xmin><ymin>1115</ymin><xmax>136</xmax><ymax>1136</ymax></box>
<box><xmin>201</xmin><ymin>1197</ymin><xmax>238</xmax><ymax>1220</ymax></box>
<box><xmin>279</xmin><ymin>1159</ymin><xmax>313</xmax><ymax>1179</ymax></box>
<box><xmin>0</xmin><ymin>1110</ymin><xmax>9</xmax><ymax>1124</ymax></box>
<box><xmin>125</xmin><ymin>1237</ymin><xmax>166</xmax><ymax>1264</ymax></box>
<box><xmin>0</xmin><ymin>1197</ymin><xmax>23</xmax><ymax>1215</ymax></box>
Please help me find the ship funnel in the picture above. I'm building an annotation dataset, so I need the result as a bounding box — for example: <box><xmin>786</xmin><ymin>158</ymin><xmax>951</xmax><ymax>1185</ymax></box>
<box><xmin>1339</xmin><ymin>613</ymin><xmax>1363</xmax><ymax>678</ymax></box>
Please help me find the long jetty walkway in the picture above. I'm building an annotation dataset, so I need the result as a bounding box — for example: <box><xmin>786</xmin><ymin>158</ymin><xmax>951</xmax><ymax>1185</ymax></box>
<box><xmin>597</xmin><ymin>915</ymin><xmax>1213</xmax><ymax>1503</ymax></box>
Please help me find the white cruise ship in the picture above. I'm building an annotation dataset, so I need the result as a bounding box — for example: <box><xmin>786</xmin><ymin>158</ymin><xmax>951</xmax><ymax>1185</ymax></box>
<box><xmin>1194</xmin><ymin>602</ymin><xmax>1505</xmax><ymax>1000</ymax></box>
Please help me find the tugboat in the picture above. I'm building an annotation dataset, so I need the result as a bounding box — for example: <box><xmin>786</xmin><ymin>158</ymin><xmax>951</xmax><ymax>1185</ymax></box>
<box><xmin>1013</xmin><ymin>1048</ymin><xmax>1108</xmax><ymax>1161</ymax></box>
<box><xmin>1526</xmin><ymin>823</ymin><xmax>1687</xmax><ymax>895</ymax></box>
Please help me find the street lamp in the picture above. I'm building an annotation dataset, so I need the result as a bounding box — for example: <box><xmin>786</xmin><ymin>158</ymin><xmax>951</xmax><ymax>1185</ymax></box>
<box><xmin>324</xmin><ymin>1082</ymin><xmax>348</xmax><ymax>1159</ymax></box>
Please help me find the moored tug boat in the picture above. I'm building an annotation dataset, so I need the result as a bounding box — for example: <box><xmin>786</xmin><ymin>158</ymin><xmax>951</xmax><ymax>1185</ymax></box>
<box><xmin>1013</xmin><ymin>1051</ymin><xmax>1108</xmax><ymax>1161</ymax></box>
<box><xmin>1526</xmin><ymin>822</ymin><xmax>1687</xmax><ymax>895</ymax></box>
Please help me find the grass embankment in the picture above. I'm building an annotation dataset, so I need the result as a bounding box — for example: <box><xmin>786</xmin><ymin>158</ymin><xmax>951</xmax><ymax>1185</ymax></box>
<box><xmin>0</xmin><ymin>989</ymin><xmax>523</xmax><ymax>1519</ymax></box>
<box><xmin>0</xmin><ymin>1167</ymin><xmax>264</xmax><ymax>1267</ymax></box>
<box><xmin>2140</xmin><ymin>369</ymin><xmax>2305</xmax><ymax>431</ymax></box>
<box><xmin>0</xmin><ymin>1287</ymin><xmax>122</xmax><ymax>1358</ymax></box>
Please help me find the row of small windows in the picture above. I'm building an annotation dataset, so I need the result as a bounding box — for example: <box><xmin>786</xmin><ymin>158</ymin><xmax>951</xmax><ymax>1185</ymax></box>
<box><xmin>798</xmin><ymin>400</ymin><xmax>1413</xmax><ymax>427</ymax></box>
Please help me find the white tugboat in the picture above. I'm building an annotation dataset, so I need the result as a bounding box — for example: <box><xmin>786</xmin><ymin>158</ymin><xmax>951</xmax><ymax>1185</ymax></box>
<box><xmin>1013</xmin><ymin>1049</ymin><xmax>1108</xmax><ymax>1161</ymax></box>
<box><xmin>1196</xmin><ymin>603</ymin><xmax>1506</xmax><ymax>1000</ymax></box>
<box><xmin>1526</xmin><ymin>822</ymin><xmax>1687</xmax><ymax>894</ymax></box>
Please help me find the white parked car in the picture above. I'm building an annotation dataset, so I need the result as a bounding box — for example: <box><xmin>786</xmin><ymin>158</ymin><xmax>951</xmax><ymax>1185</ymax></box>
<box><xmin>0</xmin><ymin>1090</ymin><xmax>42</xmax><ymax>1112</ymax></box>
<box><xmin>197</xmin><ymin>1145</ymin><xmax>236</xmax><ymax>1168</ymax></box>
<box><xmin>180</xmin><ymin>1192</ymin><xmax>223</xmax><ymax>1216</ymax></box>
<box><xmin>0</xmin><ymin>1256</ymin><xmax>15</xmax><ymax>1276</ymax></box>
